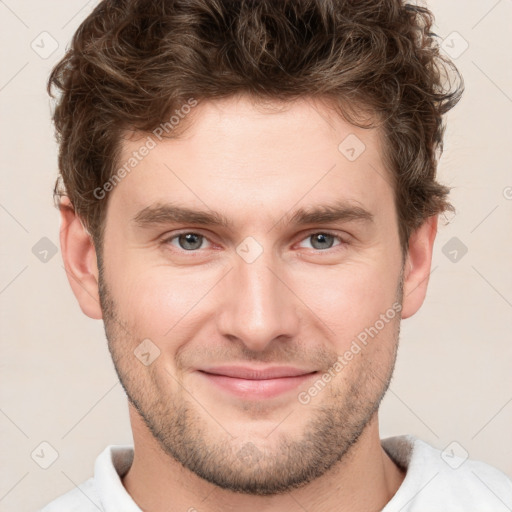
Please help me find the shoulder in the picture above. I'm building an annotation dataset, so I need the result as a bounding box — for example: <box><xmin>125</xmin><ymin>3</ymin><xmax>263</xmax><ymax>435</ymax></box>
<box><xmin>37</xmin><ymin>477</ymin><xmax>100</xmax><ymax>512</ymax></box>
<box><xmin>382</xmin><ymin>435</ymin><xmax>512</xmax><ymax>511</ymax></box>
<box><xmin>37</xmin><ymin>444</ymin><xmax>137</xmax><ymax>512</ymax></box>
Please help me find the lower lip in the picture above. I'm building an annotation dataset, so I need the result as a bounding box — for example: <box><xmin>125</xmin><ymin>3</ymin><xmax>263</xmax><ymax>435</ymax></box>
<box><xmin>198</xmin><ymin>371</ymin><xmax>318</xmax><ymax>399</ymax></box>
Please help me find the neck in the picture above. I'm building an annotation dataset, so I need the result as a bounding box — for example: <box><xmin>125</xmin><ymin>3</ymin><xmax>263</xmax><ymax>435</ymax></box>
<box><xmin>122</xmin><ymin>408</ymin><xmax>405</xmax><ymax>512</ymax></box>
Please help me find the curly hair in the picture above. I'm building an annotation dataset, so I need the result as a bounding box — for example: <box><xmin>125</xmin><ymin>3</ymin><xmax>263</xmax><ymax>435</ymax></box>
<box><xmin>48</xmin><ymin>0</ymin><xmax>463</xmax><ymax>253</ymax></box>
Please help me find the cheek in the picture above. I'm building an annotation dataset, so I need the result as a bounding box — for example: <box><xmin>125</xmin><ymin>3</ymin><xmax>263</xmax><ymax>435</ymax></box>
<box><xmin>289</xmin><ymin>259</ymin><xmax>401</xmax><ymax>348</ymax></box>
<box><xmin>106</xmin><ymin>253</ymin><xmax>220</xmax><ymax>347</ymax></box>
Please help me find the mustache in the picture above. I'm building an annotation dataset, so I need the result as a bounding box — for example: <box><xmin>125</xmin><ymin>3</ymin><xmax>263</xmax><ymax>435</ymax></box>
<box><xmin>175</xmin><ymin>340</ymin><xmax>339</xmax><ymax>372</ymax></box>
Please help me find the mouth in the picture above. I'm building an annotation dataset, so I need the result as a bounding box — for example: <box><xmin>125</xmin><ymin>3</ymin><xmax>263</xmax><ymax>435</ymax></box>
<box><xmin>196</xmin><ymin>366</ymin><xmax>319</xmax><ymax>399</ymax></box>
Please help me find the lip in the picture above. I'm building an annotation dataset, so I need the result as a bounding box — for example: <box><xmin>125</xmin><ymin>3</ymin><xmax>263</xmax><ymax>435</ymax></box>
<box><xmin>197</xmin><ymin>366</ymin><xmax>318</xmax><ymax>399</ymax></box>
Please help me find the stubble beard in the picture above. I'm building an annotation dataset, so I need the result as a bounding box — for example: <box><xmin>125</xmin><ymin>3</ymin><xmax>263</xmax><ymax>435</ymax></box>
<box><xmin>98</xmin><ymin>263</ymin><xmax>403</xmax><ymax>495</ymax></box>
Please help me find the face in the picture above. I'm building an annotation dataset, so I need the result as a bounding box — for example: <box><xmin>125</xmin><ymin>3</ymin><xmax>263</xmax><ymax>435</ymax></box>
<box><xmin>96</xmin><ymin>96</ymin><xmax>406</xmax><ymax>494</ymax></box>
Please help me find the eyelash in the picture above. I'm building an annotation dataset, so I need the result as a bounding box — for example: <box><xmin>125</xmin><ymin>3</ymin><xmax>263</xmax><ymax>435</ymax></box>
<box><xmin>160</xmin><ymin>230</ymin><xmax>348</xmax><ymax>254</ymax></box>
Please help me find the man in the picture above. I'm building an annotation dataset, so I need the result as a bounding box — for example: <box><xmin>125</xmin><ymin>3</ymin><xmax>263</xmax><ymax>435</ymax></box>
<box><xmin>40</xmin><ymin>0</ymin><xmax>512</xmax><ymax>510</ymax></box>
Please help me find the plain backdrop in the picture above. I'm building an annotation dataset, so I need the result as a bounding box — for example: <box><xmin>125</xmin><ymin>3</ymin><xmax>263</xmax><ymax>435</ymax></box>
<box><xmin>1</xmin><ymin>1</ymin><xmax>511</xmax><ymax>511</ymax></box>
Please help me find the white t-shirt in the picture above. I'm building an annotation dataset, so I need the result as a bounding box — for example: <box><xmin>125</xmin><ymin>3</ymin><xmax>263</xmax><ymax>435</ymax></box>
<box><xmin>38</xmin><ymin>435</ymin><xmax>512</xmax><ymax>511</ymax></box>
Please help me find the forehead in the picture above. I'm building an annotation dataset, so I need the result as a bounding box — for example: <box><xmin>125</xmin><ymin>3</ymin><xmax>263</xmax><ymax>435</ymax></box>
<box><xmin>112</xmin><ymin>95</ymin><xmax>393</xmax><ymax>229</ymax></box>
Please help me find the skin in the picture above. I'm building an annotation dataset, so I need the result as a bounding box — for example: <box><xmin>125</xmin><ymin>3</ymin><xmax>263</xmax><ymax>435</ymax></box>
<box><xmin>60</xmin><ymin>94</ymin><xmax>437</xmax><ymax>512</ymax></box>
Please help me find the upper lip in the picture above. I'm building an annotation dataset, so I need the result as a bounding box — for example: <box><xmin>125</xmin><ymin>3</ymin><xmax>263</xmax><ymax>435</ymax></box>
<box><xmin>198</xmin><ymin>366</ymin><xmax>317</xmax><ymax>380</ymax></box>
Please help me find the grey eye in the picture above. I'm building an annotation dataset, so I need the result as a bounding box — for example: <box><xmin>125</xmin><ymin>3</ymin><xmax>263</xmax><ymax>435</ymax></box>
<box><xmin>177</xmin><ymin>233</ymin><xmax>204</xmax><ymax>250</ymax></box>
<box><xmin>309</xmin><ymin>233</ymin><xmax>335</xmax><ymax>250</ymax></box>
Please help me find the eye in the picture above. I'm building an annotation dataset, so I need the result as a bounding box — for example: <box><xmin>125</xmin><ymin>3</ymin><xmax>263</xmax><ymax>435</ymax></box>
<box><xmin>164</xmin><ymin>232</ymin><xmax>211</xmax><ymax>251</ymax></box>
<box><xmin>161</xmin><ymin>230</ymin><xmax>347</xmax><ymax>254</ymax></box>
<box><xmin>297</xmin><ymin>232</ymin><xmax>344</xmax><ymax>251</ymax></box>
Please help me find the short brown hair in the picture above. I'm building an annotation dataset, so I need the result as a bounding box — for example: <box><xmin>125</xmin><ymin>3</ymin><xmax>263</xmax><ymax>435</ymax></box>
<box><xmin>48</xmin><ymin>0</ymin><xmax>463</xmax><ymax>253</ymax></box>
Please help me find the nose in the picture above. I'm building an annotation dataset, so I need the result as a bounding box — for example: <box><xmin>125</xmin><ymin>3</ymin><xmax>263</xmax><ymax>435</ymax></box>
<box><xmin>216</xmin><ymin>252</ymin><xmax>300</xmax><ymax>352</ymax></box>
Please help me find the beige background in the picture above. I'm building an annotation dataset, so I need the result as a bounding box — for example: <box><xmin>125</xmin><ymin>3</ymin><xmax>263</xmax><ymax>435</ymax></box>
<box><xmin>1</xmin><ymin>1</ymin><xmax>511</xmax><ymax>511</ymax></box>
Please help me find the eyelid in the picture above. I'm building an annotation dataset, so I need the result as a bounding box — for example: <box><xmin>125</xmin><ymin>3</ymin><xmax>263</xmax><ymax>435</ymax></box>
<box><xmin>161</xmin><ymin>229</ymin><xmax>216</xmax><ymax>249</ymax></box>
<box><xmin>294</xmin><ymin>230</ymin><xmax>349</xmax><ymax>250</ymax></box>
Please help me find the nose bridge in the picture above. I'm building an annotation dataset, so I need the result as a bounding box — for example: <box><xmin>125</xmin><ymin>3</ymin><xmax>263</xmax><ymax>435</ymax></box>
<box><xmin>216</xmin><ymin>247</ymin><xmax>299</xmax><ymax>351</ymax></box>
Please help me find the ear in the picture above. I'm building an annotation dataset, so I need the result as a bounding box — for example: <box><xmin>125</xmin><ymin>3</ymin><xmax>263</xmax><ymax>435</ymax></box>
<box><xmin>401</xmin><ymin>215</ymin><xmax>438</xmax><ymax>319</ymax></box>
<box><xmin>59</xmin><ymin>197</ymin><xmax>103</xmax><ymax>319</ymax></box>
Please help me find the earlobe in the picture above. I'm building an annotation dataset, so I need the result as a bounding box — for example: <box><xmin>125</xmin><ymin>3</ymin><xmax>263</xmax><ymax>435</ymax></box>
<box><xmin>401</xmin><ymin>215</ymin><xmax>438</xmax><ymax>319</ymax></box>
<box><xmin>59</xmin><ymin>197</ymin><xmax>103</xmax><ymax>320</ymax></box>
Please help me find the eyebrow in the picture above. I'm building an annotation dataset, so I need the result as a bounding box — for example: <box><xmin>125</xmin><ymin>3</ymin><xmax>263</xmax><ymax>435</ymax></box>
<box><xmin>132</xmin><ymin>200</ymin><xmax>373</xmax><ymax>230</ymax></box>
